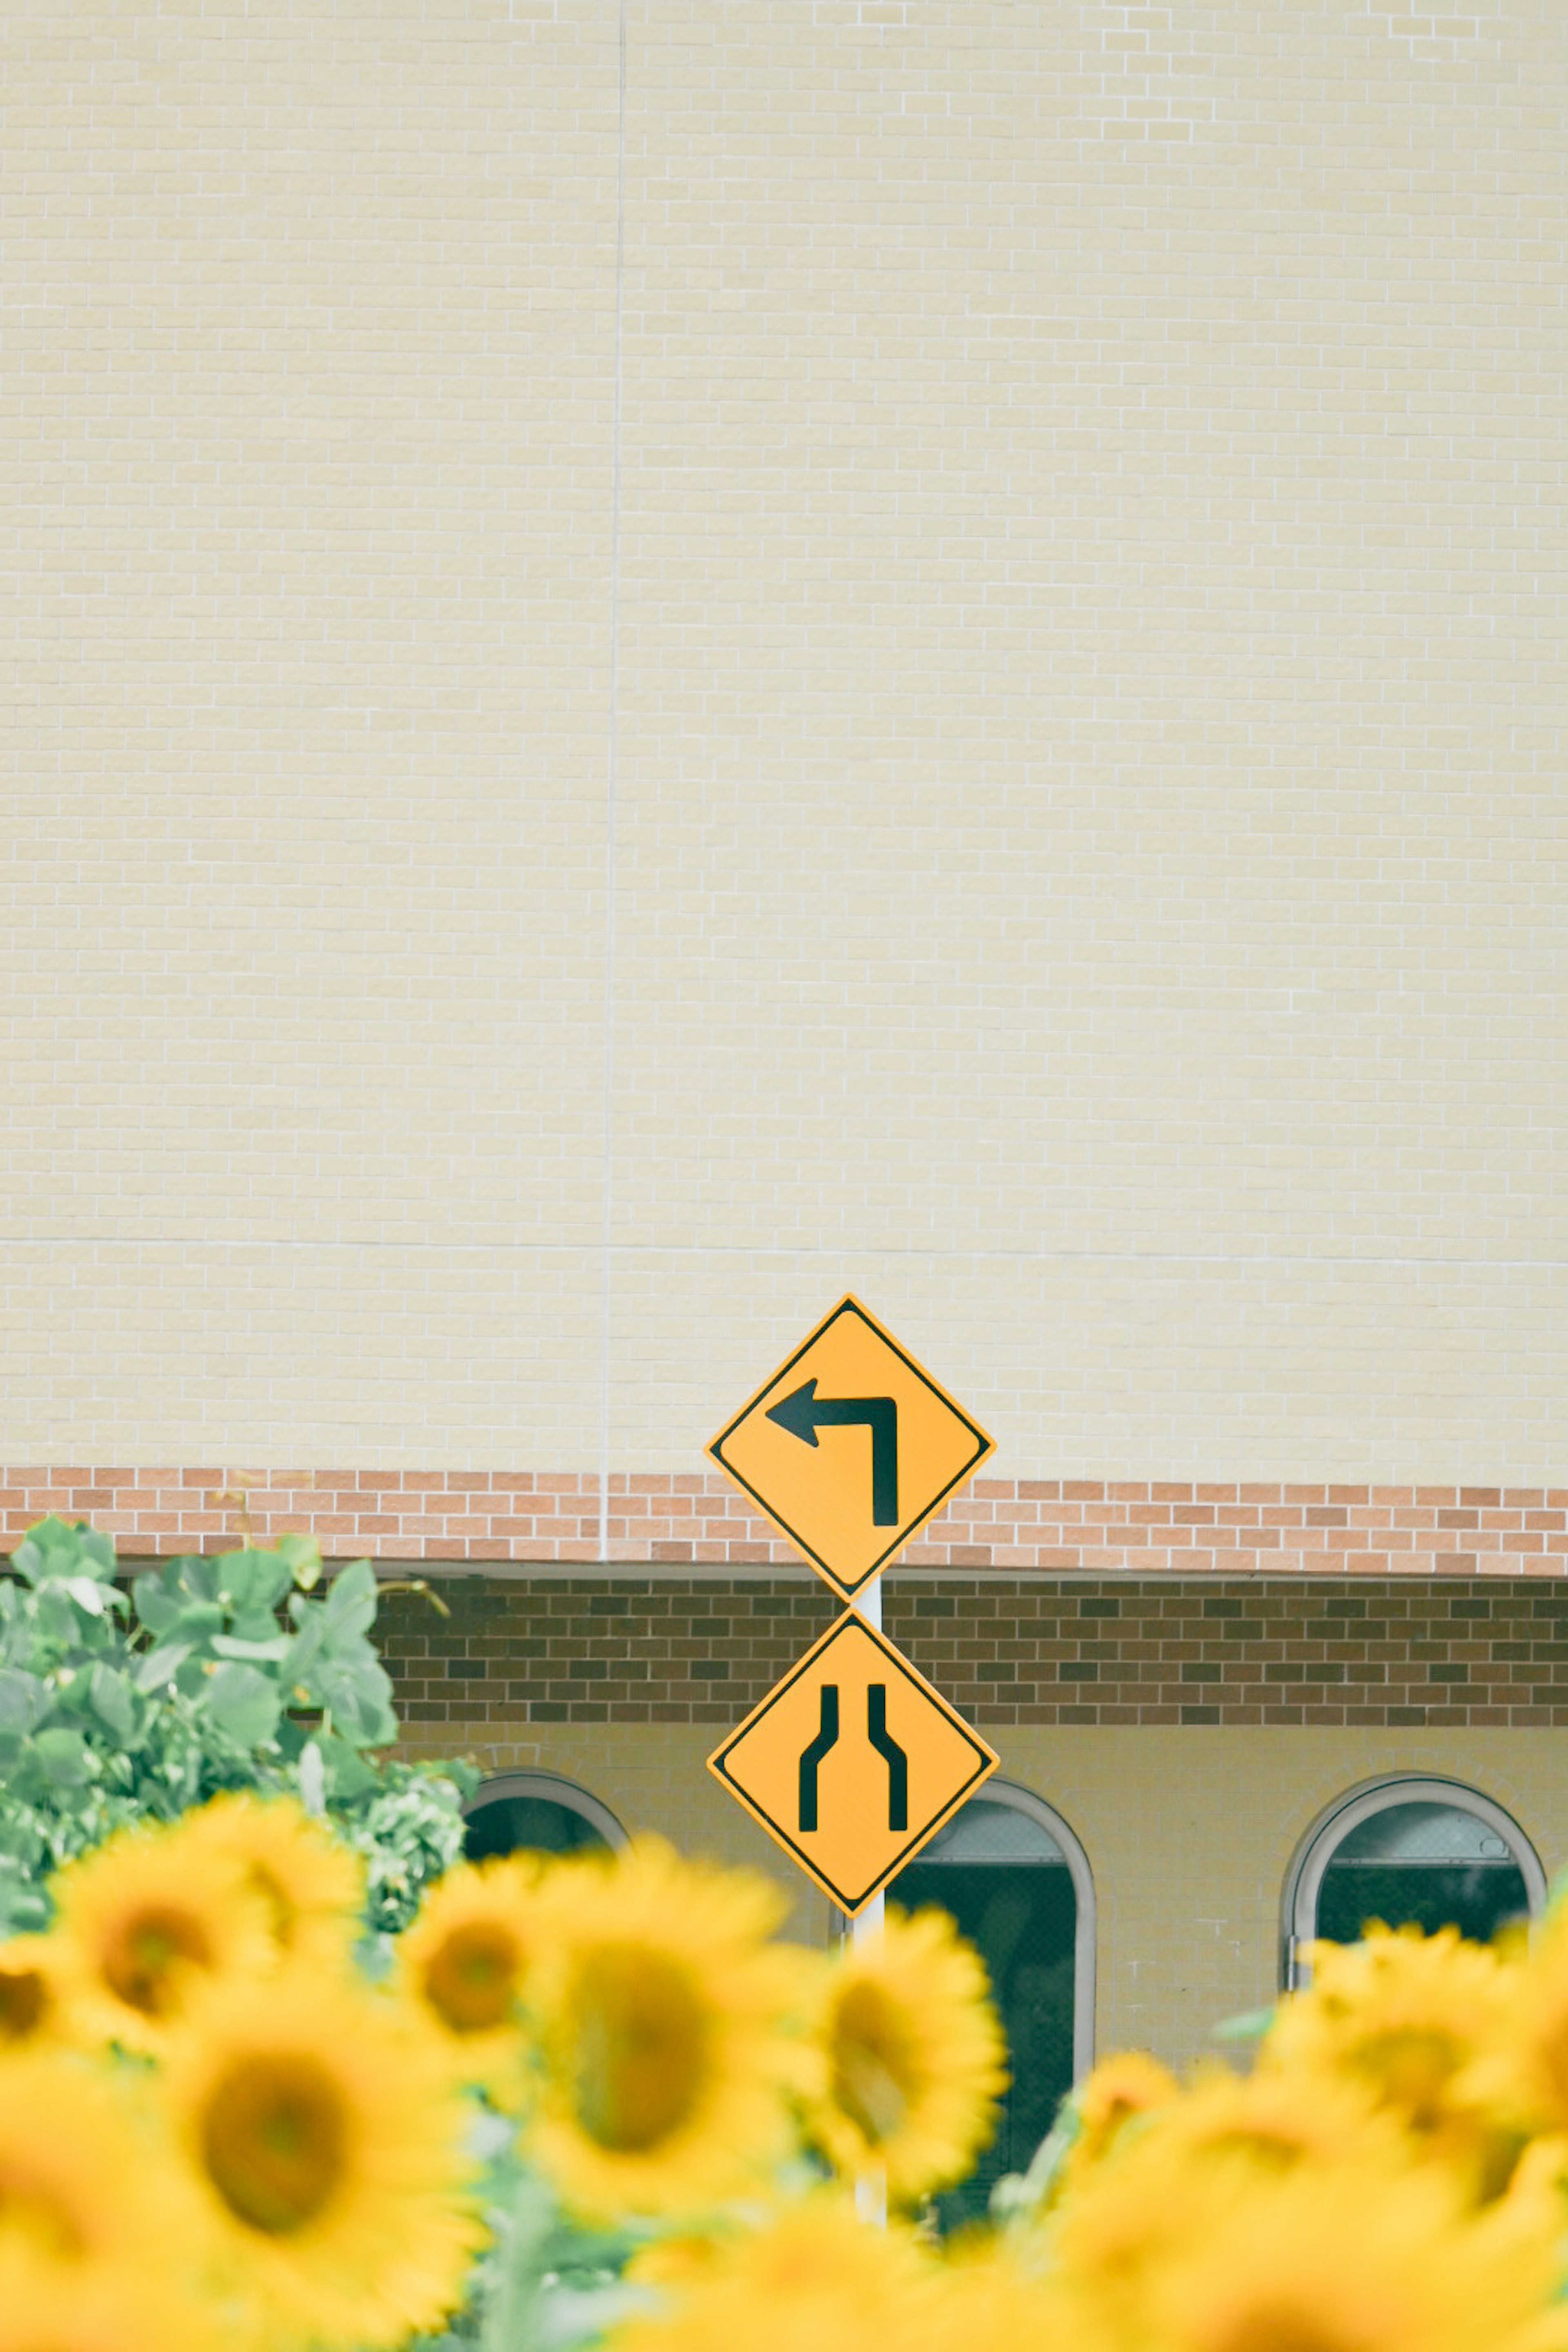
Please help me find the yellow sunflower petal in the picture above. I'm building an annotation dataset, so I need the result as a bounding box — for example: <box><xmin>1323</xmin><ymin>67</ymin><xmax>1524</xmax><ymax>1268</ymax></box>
<box><xmin>47</xmin><ymin>1820</ymin><xmax>276</xmax><ymax>2051</ymax></box>
<box><xmin>1145</xmin><ymin>2163</ymin><xmax>1568</xmax><ymax>2352</ymax></box>
<box><xmin>397</xmin><ymin>1853</ymin><xmax>544</xmax><ymax>2096</ymax></box>
<box><xmin>527</xmin><ymin>1837</ymin><xmax>819</xmax><ymax>2220</ymax></box>
<box><xmin>183</xmin><ymin>1792</ymin><xmax>365</xmax><ymax>1966</ymax></box>
<box><xmin>806</xmin><ymin>1904</ymin><xmax>1006</xmax><ymax>2206</ymax></box>
<box><xmin>0</xmin><ymin>2049</ymin><xmax>217</xmax><ymax>2352</ymax></box>
<box><xmin>1261</xmin><ymin>1923</ymin><xmax>1524</xmax><ymax>2198</ymax></box>
<box><xmin>160</xmin><ymin>1966</ymin><xmax>483</xmax><ymax>2352</ymax></box>
<box><xmin>610</xmin><ymin>2192</ymin><xmax>940</xmax><ymax>2352</ymax></box>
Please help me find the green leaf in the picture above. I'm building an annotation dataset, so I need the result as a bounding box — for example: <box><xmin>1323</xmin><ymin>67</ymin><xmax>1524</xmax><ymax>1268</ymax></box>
<box><xmin>314</xmin><ymin>1655</ymin><xmax>396</xmax><ymax>1746</ymax></box>
<box><xmin>321</xmin><ymin>1558</ymin><xmax>377</xmax><ymax>1642</ymax></box>
<box><xmin>33</xmin><ymin>1727</ymin><xmax>96</xmax><ymax>1788</ymax></box>
<box><xmin>277</xmin><ymin>1533</ymin><xmax>323</xmax><ymax>1592</ymax></box>
<box><xmin>281</xmin><ymin>1611</ymin><xmax>327</xmax><ymax>1686</ymax></box>
<box><xmin>164</xmin><ymin>1601</ymin><xmax>225</xmax><ymax>1646</ymax></box>
<box><xmin>0</xmin><ymin>1668</ymin><xmax>49</xmax><ymax>1735</ymax></box>
<box><xmin>201</xmin><ymin>1662</ymin><xmax>281</xmax><ymax>1748</ymax></box>
<box><xmin>133</xmin><ymin>1639</ymin><xmax>193</xmax><ymax>1693</ymax></box>
<box><xmin>215</xmin><ymin>1550</ymin><xmax>293</xmax><ymax>1616</ymax></box>
<box><xmin>209</xmin><ymin>1633</ymin><xmax>290</xmax><ymax>1664</ymax></box>
<box><xmin>131</xmin><ymin>1569</ymin><xmax>183</xmax><ymax>1637</ymax></box>
<box><xmin>87</xmin><ymin>1662</ymin><xmax>138</xmax><ymax>1744</ymax></box>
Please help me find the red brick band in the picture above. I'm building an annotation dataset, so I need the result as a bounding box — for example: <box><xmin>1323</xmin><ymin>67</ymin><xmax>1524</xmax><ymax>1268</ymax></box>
<box><xmin>2</xmin><ymin>1469</ymin><xmax>1566</xmax><ymax>1579</ymax></box>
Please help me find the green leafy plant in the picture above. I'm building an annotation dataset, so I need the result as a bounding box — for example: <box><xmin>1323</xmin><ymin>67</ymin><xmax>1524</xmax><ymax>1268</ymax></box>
<box><xmin>0</xmin><ymin>1514</ymin><xmax>474</xmax><ymax>1936</ymax></box>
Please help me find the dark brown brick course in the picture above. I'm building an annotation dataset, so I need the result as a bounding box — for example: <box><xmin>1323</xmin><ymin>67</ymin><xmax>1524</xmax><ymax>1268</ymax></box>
<box><xmin>378</xmin><ymin>1576</ymin><xmax>1568</xmax><ymax>1730</ymax></box>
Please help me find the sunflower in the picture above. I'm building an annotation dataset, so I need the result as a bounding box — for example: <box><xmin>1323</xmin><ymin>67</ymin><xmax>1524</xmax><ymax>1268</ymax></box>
<box><xmin>1479</xmin><ymin>1905</ymin><xmax>1568</xmax><ymax>2142</ymax></box>
<box><xmin>613</xmin><ymin>2192</ymin><xmax>942</xmax><ymax>2352</ymax></box>
<box><xmin>1139</xmin><ymin>2162</ymin><xmax>1568</xmax><ymax>2352</ymax></box>
<box><xmin>0</xmin><ymin>2050</ymin><xmax>216</xmax><ymax>2352</ymax></box>
<box><xmin>184</xmin><ymin>1792</ymin><xmax>365</xmax><ymax>1966</ymax></box>
<box><xmin>397</xmin><ymin>1853</ymin><xmax>544</xmax><ymax>2095</ymax></box>
<box><xmin>1043</xmin><ymin>2069</ymin><xmax>1416</xmax><ymax>2336</ymax></box>
<box><xmin>805</xmin><ymin>1904</ymin><xmax>1006</xmax><ymax>2205</ymax></box>
<box><xmin>0</xmin><ymin>1933</ymin><xmax>76</xmax><ymax>2053</ymax></box>
<box><xmin>926</xmin><ymin>2232</ymin><xmax>1074</xmax><ymax>2352</ymax></box>
<box><xmin>1260</xmin><ymin>1924</ymin><xmax>1523</xmax><ymax>2198</ymax></box>
<box><xmin>526</xmin><ymin>1838</ymin><xmax>818</xmax><ymax>2220</ymax></box>
<box><xmin>1054</xmin><ymin>2048</ymin><xmax>1179</xmax><ymax>2193</ymax></box>
<box><xmin>48</xmin><ymin>1820</ymin><xmax>276</xmax><ymax>2051</ymax></box>
<box><xmin>160</xmin><ymin>1966</ymin><xmax>483</xmax><ymax>2351</ymax></box>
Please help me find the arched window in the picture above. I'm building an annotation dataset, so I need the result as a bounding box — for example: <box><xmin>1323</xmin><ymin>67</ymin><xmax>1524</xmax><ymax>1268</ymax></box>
<box><xmin>462</xmin><ymin>1769</ymin><xmax>626</xmax><ymax>1863</ymax></box>
<box><xmin>890</xmin><ymin>1782</ymin><xmax>1094</xmax><ymax>2229</ymax></box>
<box><xmin>1283</xmin><ymin>1776</ymin><xmax>1544</xmax><ymax>1990</ymax></box>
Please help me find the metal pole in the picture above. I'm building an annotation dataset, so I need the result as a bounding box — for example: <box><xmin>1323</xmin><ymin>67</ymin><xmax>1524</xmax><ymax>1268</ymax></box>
<box><xmin>851</xmin><ymin>1571</ymin><xmax>889</xmax><ymax>2224</ymax></box>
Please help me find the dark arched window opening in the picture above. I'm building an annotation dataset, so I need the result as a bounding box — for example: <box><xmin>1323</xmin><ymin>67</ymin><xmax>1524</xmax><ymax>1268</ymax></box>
<box><xmin>1284</xmin><ymin>1777</ymin><xmax>1544</xmax><ymax>1989</ymax></box>
<box><xmin>462</xmin><ymin>1769</ymin><xmax>626</xmax><ymax>1863</ymax></box>
<box><xmin>890</xmin><ymin>1783</ymin><xmax>1094</xmax><ymax>2231</ymax></box>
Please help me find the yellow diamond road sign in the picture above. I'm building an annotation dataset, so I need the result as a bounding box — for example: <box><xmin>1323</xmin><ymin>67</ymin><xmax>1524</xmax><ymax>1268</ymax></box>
<box><xmin>708</xmin><ymin>1296</ymin><xmax>994</xmax><ymax>1602</ymax></box>
<box><xmin>708</xmin><ymin>1609</ymin><xmax>999</xmax><ymax>1916</ymax></box>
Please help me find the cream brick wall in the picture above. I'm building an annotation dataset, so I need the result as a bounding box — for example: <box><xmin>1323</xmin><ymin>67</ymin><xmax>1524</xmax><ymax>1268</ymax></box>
<box><xmin>401</xmin><ymin>1715</ymin><xmax>1568</xmax><ymax>2064</ymax></box>
<box><xmin>3</xmin><ymin>3</ymin><xmax>1564</xmax><ymax>1483</ymax></box>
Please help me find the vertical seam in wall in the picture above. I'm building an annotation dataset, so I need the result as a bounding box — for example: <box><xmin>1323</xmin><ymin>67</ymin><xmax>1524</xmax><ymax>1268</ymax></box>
<box><xmin>599</xmin><ymin>0</ymin><xmax>629</xmax><ymax>1563</ymax></box>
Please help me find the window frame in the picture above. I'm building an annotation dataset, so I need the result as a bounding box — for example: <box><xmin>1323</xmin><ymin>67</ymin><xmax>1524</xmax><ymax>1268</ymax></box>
<box><xmin>897</xmin><ymin>1777</ymin><xmax>1096</xmax><ymax>2083</ymax></box>
<box><xmin>1280</xmin><ymin>1773</ymin><xmax>1545</xmax><ymax>1992</ymax></box>
<box><xmin>462</xmin><ymin>1768</ymin><xmax>628</xmax><ymax>1855</ymax></box>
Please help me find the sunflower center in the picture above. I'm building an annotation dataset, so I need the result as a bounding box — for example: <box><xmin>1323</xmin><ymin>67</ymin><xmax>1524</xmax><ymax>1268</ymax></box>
<box><xmin>249</xmin><ymin>1864</ymin><xmax>297</xmax><ymax>1949</ymax></box>
<box><xmin>1211</xmin><ymin>2299</ymin><xmax>1371</xmax><ymax>2352</ymax></box>
<box><xmin>0</xmin><ymin>1966</ymin><xmax>49</xmax><ymax>2043</ymax></box>
<box><xmin>0</xmin><ymin>2163</ymin><xmax>85</xmax><ymax>2261</ymax></box>
<box><xmin>569</xmin><ymin>1943</ymin><xmax>710</xmax><ymax>2153</ymax></box>
<box><xmin>200</xmin><ymin>2054</ymin><xmax>348</xmax><ymax>2235</ymax></box>
<box><xmin>829</xmin><ymin>1982</ymin><xmax>921</xmax><ymax>2149</ymax></box>
<box><xmin>1350</xmin><ymin>2028</ymin><xmax>1464</xmax><ymax>2127</ymax></box>
<box><xmin>425</xmin><ymin>1921</ymin><xmax>524</xmax><ymax>2035</ymax></box>
<box><xmin>103</xmin><ymin>1904</ymin><xmax>213</xmax><ymax>2016</ymax></box>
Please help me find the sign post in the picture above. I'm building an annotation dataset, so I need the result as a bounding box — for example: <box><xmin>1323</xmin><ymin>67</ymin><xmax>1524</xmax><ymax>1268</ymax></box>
<box><xmin>706</xmin><ymin>1297</ymin><xmax>1000</xmax><ymax>1918</ymax></box>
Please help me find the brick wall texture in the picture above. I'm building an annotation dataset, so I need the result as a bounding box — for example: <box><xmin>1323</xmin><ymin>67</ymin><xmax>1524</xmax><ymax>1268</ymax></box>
<box><xmin>4</xmin><ymin>2</ymin><xmax>1566</xmax><ymax>1490</ymax></box>
<box><xmin>11</xmin><ymin>1470</ymin><xmax>1568</xmax><ymax>1579</ymax></box>
<box><xmin>381</xmin><ymin>1574</ymin><xmax>1568</xmax><ymax>1733</ymax></box>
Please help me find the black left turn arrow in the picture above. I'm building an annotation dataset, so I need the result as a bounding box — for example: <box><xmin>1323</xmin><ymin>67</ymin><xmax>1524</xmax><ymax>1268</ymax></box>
<box><xmin>765</xmin><ymin>1379</ymin><xmax>899</xmax><ymax>1525</ymax></box>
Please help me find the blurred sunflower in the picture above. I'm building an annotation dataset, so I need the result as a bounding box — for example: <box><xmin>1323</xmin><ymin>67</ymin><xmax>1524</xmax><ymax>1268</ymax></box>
<box><xmin>1141</xmin><ymin>2162</ymin><xmax>1568</xmax><ymax>2352</ymax></box>
<box><xmin>1054</xmin><ymin>2047</ymin><xmax>1178</xmax><ymax>2194</ymax></box>
<box><xmin>161</xmin><ymin>1967</ymin><xmax>483</xmax><ymax>2350</ymax></box>
<box><xmin>1043</xmin><ymin>2070</ymin><xmax>1413</xmax><ymax>2337</ymax></box>
<box><xmin>927</xmin><ymin>2231</ymin><xmax>1070</xmax><ymax>2351</ymax></box>
<box><xmin>397</xmin><ymin>1853</ymin><xmax>543</xmax><ymax>2094</ymax></box>
<box><xmin>612</xmin><ymin>2191</ymin><xmax>940</xmax><ymax>2352</ymax></box>
<box><xmin>0</xmin><ymin>1933</ymin><xmax>76</xmax><ymax>2053</ymax></box>
<box><xmin>1481</xmin><ymin>1906</ymin><xmax>1568</xmax><ymax>2140</ymax></box>
<box><xmin>806</xmin><ymin>1905</ymin><xmax>1006</xmax><ymax>2205</ymax></box>
<box><xmin>528</xmin><ymin>1838</ymin><xmax>817</xmax><ymax>2219</ymax></box>
<box><xmin>1261</xmin><ymin>1924</ymin><xmax>1523</xmax><ymax>2198</ymax></box>
<box><xmin>185</xmin><ymin>1793</ymin><xmax>365</xmax><ymax>1966</ymax></box>
<box><xmin>49</xmin><ymin>1822</ymin><xmax>274</xmax><ymax>2051</ymax></box>
<box><xmin>0</xmin><ymin>2049</ymin><xmax>215</xmax><ymax>2352</ymax></box>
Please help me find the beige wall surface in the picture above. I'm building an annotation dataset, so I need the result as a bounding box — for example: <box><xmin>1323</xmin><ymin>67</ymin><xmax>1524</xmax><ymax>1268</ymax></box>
<box><xmin>404</xmin><ymin>1715</ymin><xmax>1568</xmax><ymax>2066</ymax></box>
<box><xmin>4</xmin><ymin>2</ymin><xmax>1565</xmax><ymax>1482</ymax></box>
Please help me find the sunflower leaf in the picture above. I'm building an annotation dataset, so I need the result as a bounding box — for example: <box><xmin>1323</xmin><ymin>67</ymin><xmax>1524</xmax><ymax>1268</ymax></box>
<box><xmin>0</xmin><ymin>1667</ymin><xmax>50</xmax><ymax>1735</ymax></box>
<box><xmin>32</xmin><ymin>1726</ymin><xmax>96</xmax><ymax>1787</ymax></box>
<box><xmin>87</xmin><ymin>1662</ymin><xmax>138</xmax><ymax>1743</ymax></box>
<box><xmin>201</xmin><ymin>1661</ymin><xmax>282</xmax><ymax>1748</ymax></box>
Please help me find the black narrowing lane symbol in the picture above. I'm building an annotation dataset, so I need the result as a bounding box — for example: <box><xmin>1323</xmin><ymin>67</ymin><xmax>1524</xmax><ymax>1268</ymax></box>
<box><xmin>798</xmin><ymin>1684</ymin><xmax>839</xmax><ymax>1833</ymax></box>
<box><xmin>866</xmin><ymin>1684</ymin><xmax>908</xmax><ymax>1831</ymax></box>
<box><xmin>765</xmin><ymin>1379</ymin><xmax>900</xmax><ymax>1526</ymax></box>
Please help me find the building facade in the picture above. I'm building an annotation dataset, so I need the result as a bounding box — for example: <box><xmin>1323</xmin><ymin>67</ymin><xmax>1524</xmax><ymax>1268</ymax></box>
<box><xmin>5</xmin><ymin>0</ymin><xmax>1566</xmax><ymax>2176</ymax></box>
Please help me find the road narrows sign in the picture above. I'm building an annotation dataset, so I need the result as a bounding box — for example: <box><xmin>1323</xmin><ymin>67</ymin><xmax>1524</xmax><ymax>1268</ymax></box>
<box><xmin>707</xmin><ymin>1607</ymin><xmax>999</xmax><ymax>1916</ymax></box>
<box><xmin>708</xmin><ymin>1294</ymin><xmax>994</xmax><ymax>1604</ymax></box>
